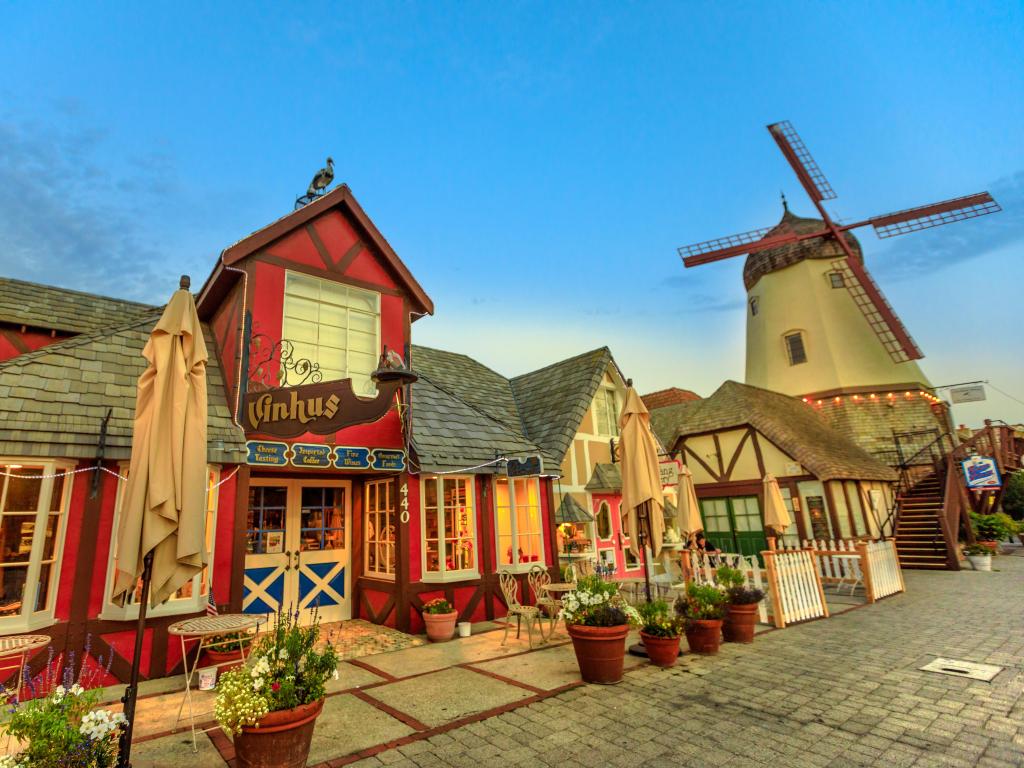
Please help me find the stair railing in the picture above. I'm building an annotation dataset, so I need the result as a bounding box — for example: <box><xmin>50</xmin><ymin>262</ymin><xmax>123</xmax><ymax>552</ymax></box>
<box><xmin>881</xmin><ymin>430</ymin><xmax>956</xmax><ymax>538</ymax></box>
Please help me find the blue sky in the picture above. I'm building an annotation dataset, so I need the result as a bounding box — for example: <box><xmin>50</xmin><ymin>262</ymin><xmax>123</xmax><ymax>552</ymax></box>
<box><xmin>1</xmin><ymin>2</ymin><xmax>1022</xmax><ymax>424</ymax></box>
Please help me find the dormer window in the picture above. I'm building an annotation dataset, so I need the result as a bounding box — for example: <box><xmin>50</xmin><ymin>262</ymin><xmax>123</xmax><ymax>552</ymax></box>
<box><xmin>784</xmin><ymin>331</ymin><xmax>807</xmax><ymax>366</ymax></box>
<box><xmin>594</xmin><ymin>387</ymin><xmax>619</xmax><ymax>437</ymax></box>
<box><xmin>282</xmin><ymin>271</ymin><xmax>380</xmax><ymax>394</ymax></box>
<box><xmin>828</xmin><ymin>272</ymin><xmax>845</xmax><ymax>288</ymax></box>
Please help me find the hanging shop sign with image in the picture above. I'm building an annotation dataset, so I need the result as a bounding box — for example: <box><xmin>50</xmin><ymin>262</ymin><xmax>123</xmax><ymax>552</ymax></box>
<box><xmin>246</xmin><ymin>441</ymin><xmax>406</xmax><ymax>472</ymax></box>
<box><xmin>506</xmin><ymin>455</ymin><xmax>544</xmax><ymax>477</ymax></box>
<box><xmin>242</xmin><ymin>375</ymin><xmax>409</xmax><ymax>438</ymax></box>
<box><xmin>961</xmin><ymin>455</ymin><xmax>1001</xmax><ymax>490</ymax></box>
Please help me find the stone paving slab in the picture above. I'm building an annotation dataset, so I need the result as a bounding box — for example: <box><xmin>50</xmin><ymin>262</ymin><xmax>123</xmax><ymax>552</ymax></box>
<box><xmin>468</xmin><ymin>643</ymin><xmax>583</xmax><ymax>690</ymax></box>
<box><xmin>131</xmin><ymin>731</ymin><xmax>225</xmax><ymax>768</ymax></box>
<box><xmin>308</xmin><ymin>692</ymin><xmax>416</xmax><ymax>764</ymax></box>
<box><xmin>355</xmin><ymin>630</ymin><xmax>540</xmax><ymax>678</ymax></box>
<box><xmin>361</xmin><ymin>666</ymin><xmax>535</xmax><ymax>728</ymax></box>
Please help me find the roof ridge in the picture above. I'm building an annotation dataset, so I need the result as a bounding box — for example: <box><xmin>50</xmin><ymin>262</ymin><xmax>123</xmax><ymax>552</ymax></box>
<box><xmin>411</xmin><ymin>344</ymin><xmax>513</xmax><ymax>382</ymax></box>
<box><xmin>0</xmin><ymin>276</ymin><xmax>156</xmax><ymax>310</ymax></box>
<box><xmin>0</xmin><ymin>309</ymin><xmax>164</xmax><ymax>370</ymax></box>
<box><xmin>509</xmin><ymin>346</ymin><xmax>611</xmax><ymax>383</ymax></box>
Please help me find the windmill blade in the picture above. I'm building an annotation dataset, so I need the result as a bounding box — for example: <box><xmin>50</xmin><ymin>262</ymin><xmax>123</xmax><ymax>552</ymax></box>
<box><xmin>767</xmin><ymin>121</ymin><xmax>838</xmax><ymax>202</ymax></box>
<box><xmin>831</xmin><ymin>258</ymin><xmax>923</xmax><ymax>362</ymax></box>
<box><xmin>866</xmin><ymin>192</ymin><xmax>1001</xmax><ymax>238</ymax></box>
<box><xmin>679</xmin><ymin>226</ymin><xmax>812</xmax><ymax>267</ymax></box>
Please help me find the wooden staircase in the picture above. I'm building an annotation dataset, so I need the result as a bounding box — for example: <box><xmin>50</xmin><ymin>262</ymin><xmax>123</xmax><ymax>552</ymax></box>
<box><xmin>894</xmin><ymin>472</ymin><xmax>953</xmax><ymax>569</ymax></box>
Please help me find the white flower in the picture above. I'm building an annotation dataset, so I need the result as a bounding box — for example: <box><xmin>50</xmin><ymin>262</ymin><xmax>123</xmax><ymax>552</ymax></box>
<box><xmin>70</xmin><ymin>683</ymin><xmax>84</xmax><ymax>696</ymax></box>
<box><xmin>79</xmin><ymin>708</ymin><xmax>127</xmax><ymax>741</ymax></box>
<box><xmin>52</xmin><ymin>685</ymin><xmax>66</xmax><ymax>702</ymax></box>
<box><xmin>332</xmin><ymin>668</ymin><xmax>339</xmax><ymax>680</ymax></box>
<box><xmin>278</xmin><ymin>648</ymin><xmax>288</xmax><ymax>660</ymax></box>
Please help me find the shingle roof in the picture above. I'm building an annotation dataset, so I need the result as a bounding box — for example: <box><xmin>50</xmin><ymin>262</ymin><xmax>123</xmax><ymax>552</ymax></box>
<box><xmin>510</xmin><ymin>348</ymin><xmax>615</xmax><ymax>463</ymax></box>
<box><xmin>0</xmin><ymin>277</ymin><xmax>155</xmax><ymax>334</ymax></box>
<box><xmin>408</xmin><ymin>374</ymin><xmax>548</xmax><ymax>473</ymax></box>
<box><xmin>0</xmin><ymin>312</ymin><xmax>246</xmax><ymax>463</ymax></box>
<box><xmin>555</xmin><ymin>493</ymin><xmax>593</xmax><ymax>524</ymax></box>
<box><xmin>649</xmin><ymin>380</ymin><xmax>896</xmax><ymax>482</ymax></box>
<box><xmin>410</xmin><ymin>346</ymin><xmax>524</xmax><ymax>437</ymax></box>
<box><xmin>642</xmin><ymin>387</ymin><xmax>701</xmax><ymax>410</ymax></box>
<box><xmin>585</xmin><ymin>462</ymin><xmax>622</xmax><ymax>492</ymax></box>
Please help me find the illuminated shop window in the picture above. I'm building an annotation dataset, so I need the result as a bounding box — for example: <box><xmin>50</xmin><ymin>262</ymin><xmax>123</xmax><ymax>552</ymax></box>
<box><xmin>365</xmin><ymin>479</ymin><xmax>395</xmax><ymax>579</ymax></box>
<box><xmin>0</xmin><ymin>461</ymin><xmax>72</xmax><ymax>633</ymax></box>
<box><xmin>281</xmin><ymin>271</ymin><xmax>381</xmax><ymax>394</ymax></box>
<box><xmin>494</xmin><ymin>477</ymin><xmax>543</xmax><ymax>571</ymax></box>
<box><xmin>421</xmin><ymin>476</ymin><xmax>477</xmax><ymax>582</ymax></box>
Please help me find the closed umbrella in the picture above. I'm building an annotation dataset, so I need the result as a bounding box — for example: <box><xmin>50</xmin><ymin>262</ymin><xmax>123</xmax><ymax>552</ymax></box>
<box><xmin>675</xmin><ymin>465</ymin><xmax>704</xmax><ymax>539</ymax></box>
<box><xmin>617</xmin><ymin>385</ymin><xmax>664</xmax><ymax>602</ymax></box>
<box><xmin>112</xmin><ymin>276</ymin><xmax>208</xmax><ymax>767</ymax></box>
<box><xmin>762</xmin><ymin>473</ymin><xmax>792</xmax><ymax>549</ymax></box>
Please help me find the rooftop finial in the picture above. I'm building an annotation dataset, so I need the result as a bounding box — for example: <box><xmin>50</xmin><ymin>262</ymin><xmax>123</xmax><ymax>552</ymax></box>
<box><xmin>780</xmin><ymin>191</ymin><xmax>789</xmax><ymax>213</ymax></box>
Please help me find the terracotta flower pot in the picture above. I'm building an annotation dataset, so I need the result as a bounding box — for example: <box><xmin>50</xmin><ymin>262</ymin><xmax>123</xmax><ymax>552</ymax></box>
<box><xmin>639</xmin><ymin>632</ymin><xmax>681</xmax><ymax>668</ymax></box>
<box><xmin>423</xmin><ymin>610</ymin><xmax>458</xmax><ymax>642</ymax></box>
<box><xmin>234</xmin><ymin>698</ymin><xmax>324</xmax><ymax>768</ymax></box>
<box><xmin>205</xmin><ymin>647</ymin><xmax>245</xmax><ymax>671</ymax></box>
<box><xmin>722</xmin><ymin>603</ymin><xmax>758</xmax><ymax>644</ymax></box>
<box><xmin>567</xmin><ymin>623</ymin><xmax>629</xmax><ymax>684</ymax></box>
<box><xmin>684</xmin><ymin>619</ymin><xmax>723</xmax><ymax>654</ymax></box>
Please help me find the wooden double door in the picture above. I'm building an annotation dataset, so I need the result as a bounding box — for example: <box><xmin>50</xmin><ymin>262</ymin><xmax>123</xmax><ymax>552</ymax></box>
<box><xmin>243</xmin><ymin>479</ymin><xmax>351</xmax><ymax>624</ymax></box>
<box><xmin>699</xmin><ymin>496</ymin><xmax>768</xmax><ymax>559</ymax></box>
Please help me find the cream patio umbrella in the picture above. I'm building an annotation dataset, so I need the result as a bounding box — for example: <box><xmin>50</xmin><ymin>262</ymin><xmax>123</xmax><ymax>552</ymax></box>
<box><xmin>617</xmin><ymin>385</ymin><xmax>664</xmax><ymax>602</ymax></box>
<box><xmin>762</xmin><ymin>473</ymin><xmax>792</xmax><ymax>550</ymax></box>
<box><xmin>675</xmin><ymin>464</ymin><xmax>704</xmax><ymax>540</ymax></box>
<box><xmin>112</xmin><ymin>275</ymin><xmax>208</xmax><ymax>767</ymax></box>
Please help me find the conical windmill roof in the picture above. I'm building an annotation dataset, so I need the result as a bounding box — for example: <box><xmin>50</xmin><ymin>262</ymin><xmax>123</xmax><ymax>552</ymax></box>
<box><xmin>743</xmin><ymin>208</ymin><xmax>863</xmax><ymax>291</ymax></box>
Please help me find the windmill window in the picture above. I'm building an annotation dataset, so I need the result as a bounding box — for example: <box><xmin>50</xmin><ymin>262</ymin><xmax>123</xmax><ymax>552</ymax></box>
<box><xmin>784</xmin><ymin>332</ymin><xmax>808</xmax><ymax>366</ymax></box>
<box><xmin>829</xmin><ymin>272</ymin><xmax>845</xmax><ymax>288</ymax></box>
<box><xmin>749</xmin><ymin>297</ymin><xmax>759</xmax><ymax>316</ymax></box>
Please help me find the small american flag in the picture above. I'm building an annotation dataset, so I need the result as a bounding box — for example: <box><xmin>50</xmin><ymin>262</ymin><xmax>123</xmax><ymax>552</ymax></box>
<box><xmin>206</xmin><ymin>590</ymin><xmax>219</xmax><ymax>617</ymax></box>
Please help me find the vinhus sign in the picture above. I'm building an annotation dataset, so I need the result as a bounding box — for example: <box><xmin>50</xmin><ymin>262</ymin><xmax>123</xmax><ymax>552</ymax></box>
<box><xmin>242</xmin><ymin>368</ymin><xmax>415</xmax><ymax>438</ymax></box>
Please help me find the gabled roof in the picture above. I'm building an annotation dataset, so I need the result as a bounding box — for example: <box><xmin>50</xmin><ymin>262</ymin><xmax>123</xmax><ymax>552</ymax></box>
<box><xmin>408</xmin><ymin>373</ymin><xmax>548</xmax><ymax>474</ymax></box>
<box><xmin>0</xmin><ymin>277</ymin><xmax>155</xmax><ymax>335</ymax></box>
<box><xmin>511</xmin><ymin>347</ymin><xmax>618</xmax><ymax>463</ymax></box>
<box><xmin>555</xmin><ymin>493</ymin><xmax>593</xmax><ymax>524</ymax></box>
<box><xmin>201</xmin><ymin>184</ymin><xmax>433</xmax><ymax>316</ymax></box>
<box><xmin>411</xmin><ymin>346</ymin><xmax>524</xmax><ymax>437</ymax></box>
<box><xmin>585</xmin><ymin>462</ymin><xmax>622</xmax><ymax>492</ymax></box>
<box><xmin>649</xmin><ymin>380</ymin><xmax>896</xmax><ymax>482</ymax></box>
<box><xmin>642</xmin><ymin>387</ymin><xmax>701</xmax><ymax>410</ymax></box>
<box><xmin>0</xmin><ymin>312</ymin><xmax>246</xmax><ymax>463</ymax></box>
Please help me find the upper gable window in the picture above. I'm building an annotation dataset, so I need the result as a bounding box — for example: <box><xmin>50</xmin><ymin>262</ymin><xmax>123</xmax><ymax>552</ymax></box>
<box><xmin>594</xmin><ymin>387</ymin><xmax>619</xmax><ymax>437</ymax></box>
<box><xmin>282</xmin><ymin>272</ymin><xmax>380</xmax><ymax>394</ymax></box>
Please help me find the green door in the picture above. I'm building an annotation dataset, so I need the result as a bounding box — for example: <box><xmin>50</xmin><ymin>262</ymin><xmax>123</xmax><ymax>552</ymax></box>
<box><xmin>699</xmin><ymin>496</ymin><xmax>768</xmax><ymax>558</ymax></box>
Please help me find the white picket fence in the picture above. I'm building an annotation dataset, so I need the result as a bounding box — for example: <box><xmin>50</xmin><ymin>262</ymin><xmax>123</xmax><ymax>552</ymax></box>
<box><xmin>861</xmin><ymin>540</ymin><xmax>904</xmax><ymax>601</ymax></box>
<box><xmin>780</xmin><ymin>537</ymin><xmax>905</xmax><ymax>603</ymax></box>
<box><xmin>762</xmin><ymin>549</ymin><xmax>829</xmax><ymax>628</ymax></box>
<box><xmin>686</xmin><ymin>551</ymin><xmax>768</xmax><ymax>624</ymax></box>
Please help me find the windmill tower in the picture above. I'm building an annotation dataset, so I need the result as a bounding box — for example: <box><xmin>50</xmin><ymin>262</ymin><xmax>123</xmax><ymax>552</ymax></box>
<box><xmin>677</xmin><ymin>121</ymin><xmax>1001</xmax><ymax>462</ymax></box>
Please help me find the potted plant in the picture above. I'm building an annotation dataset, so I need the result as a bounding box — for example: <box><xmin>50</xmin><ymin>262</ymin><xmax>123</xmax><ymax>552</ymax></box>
<box><xmin>560</xmin><ymin>575</ymin><xmax>641</xmax><ymax>684</ymax></box>
<box><xmin>970</xmin><ymin>511</ymin><xmax>1015</xmax><ymax>552</ymax></box>
<box><xmin>215</xmin><ymin>610</ymin><xmax>339</xmax><ymax>768</ymax></box>
<box><xmin>716</xmin><ymin>566</ymin><xmax>765</xmax><ymax>644</ymax></box>
<box><xmin>204</xmin><ymin>630</ymin><xmax>254</xmax><ymax>669</ymax></box>
<box><xmin>675</xmin><ymin>582</ymin><xmax>728</xmax><ymax>654</ymax></box>
<box><xmin>636</xmin><ymin>600</ymin><xmax>683</xmax><ymax>667</ymax></box>
<box><xmin>963</xmin><ymin>543</ymin><xmax>993</xmax><ymax>571</ymax></box>
<box><xmin>421</xmin><ymin>597</ymin><xmax>458</xmax><ymax>642</ymax></box>
<box><xmin>3</xmin><ymin>664</ymin><xmax>126</xmax><ymax>768</ymax></box>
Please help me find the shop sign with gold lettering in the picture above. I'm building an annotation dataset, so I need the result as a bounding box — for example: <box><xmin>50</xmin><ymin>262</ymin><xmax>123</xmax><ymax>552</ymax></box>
<box><xmin>371</xmin><ymin>449</ymin><xmax>406</xmax><ymax>472</ymax></box>
<box><xmin>246</xmin><ymin>441</ymin><xmax>289</xmax><ymax>466</ymax></box>
<box><xmin>334</xmin><ymin>447</ymin><xmax>372</xmax><ymax>470</ymax></box>
<box><xmin>243</xmin><ymin>375</ymin><xmax>409</xmax><ymax>439</ymax></box>
<box><xmin>290</xmin><ymin>444</ymin><xmax>333</xmax><ymax>468</ymax></box>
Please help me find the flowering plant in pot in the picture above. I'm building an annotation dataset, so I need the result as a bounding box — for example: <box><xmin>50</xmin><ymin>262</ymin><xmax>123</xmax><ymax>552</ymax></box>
<box><xmin>970</xmin><ymin>511</ymin><xmax>1015</xmax><ymax>552</ymax></box>
<box><xmin>636</xmin><ymin>599</ymin><xmax>683</xmax><ymax>667</ymax></box>
<box><xmin>716</xmin><ymin>566</ymin><xmax>765</xmax><ymax>644</ymax></box>
<box><xmin>2</xmin><ymin>644</ymin><xmax>123</xmax><ymax>768</ymax></box>
<box><xmin>674</xmin><ymin>583</ymin><xmax>728</xmax><ymax>654</ymax></box>
<box><xmin>560</xmin><ymin>575</ymin><xmax>641</xmax><ymax>684</ymax></box>
<box><xmin>421</xmin><ymin>597</ymin><xmax>459</xmax><ymax>642</ymax></box>
<box><xmin>204</xmin><ymin>630</ymin><xmax>254</xmax><ymax>669</ymax></box>
<box><xmin>215</xmin><ymin>610</ymin><xmax>339</xmax><ymax>768</ymax></box>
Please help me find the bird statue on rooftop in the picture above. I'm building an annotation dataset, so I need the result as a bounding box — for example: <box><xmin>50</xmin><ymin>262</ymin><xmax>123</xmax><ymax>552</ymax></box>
<box><xmin>307</xmin><ymin>157</ymin><xmax>334</xmax><ymax>197</ymax></box>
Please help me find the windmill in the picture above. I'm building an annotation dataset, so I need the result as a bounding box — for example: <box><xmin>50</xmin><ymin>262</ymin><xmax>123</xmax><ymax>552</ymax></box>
<box><xmin>678</xmin><ymin>121</ymin><xmax>1001</xmax><ymax>365</ymax></box>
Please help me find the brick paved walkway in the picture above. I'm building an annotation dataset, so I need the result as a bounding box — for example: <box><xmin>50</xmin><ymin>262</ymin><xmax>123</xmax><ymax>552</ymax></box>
<box><xmin>351</xmin><ymin>557</ymin><xmax>1024</xmax><ymax>768</ymax></box>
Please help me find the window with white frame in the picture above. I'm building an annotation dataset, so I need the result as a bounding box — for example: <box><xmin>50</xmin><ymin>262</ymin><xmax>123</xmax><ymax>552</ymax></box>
<box><xmin>281</xmin><ymin>271</ymin><xmax>381</xmax><ymax>395</ymax></box>
<box><xmin>421</xmin><ymin>476</ymin><xmax>477</xmax><ymax>581</ymax></box>
<box><xmin>101</xmin><ymin>466</ymin><xmax>220</xmax><ymax>620</ymax></box>
<box><xmin>494</xmin><ymin>476</ymin><xmax>543</xmax><ymax>571</ymax></box>
<box><xmin>365</xmin><ymin>479</ymin><xmax>395</xmax><ymax>579</ymax></box>
<box><xmin>594</xmin><ymin>387</ymin><xmax>619</xmax><ymax>437</ymax></box>
<box><xmin>0</xmin><ymin>461</ymin><xmax>71</xmax><ymax>632</ymax></box>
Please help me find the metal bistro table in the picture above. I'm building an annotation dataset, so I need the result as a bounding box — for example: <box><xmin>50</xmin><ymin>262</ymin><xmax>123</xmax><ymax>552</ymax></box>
<box><xmin>168</xmin><ymin>614</ymin><xmax>260</xmax><ymax>750</ymax></box>
<box><xmin>540</xmin><ymin>582</ymin><xmax>576</xmax><ymax>639</ymax></box>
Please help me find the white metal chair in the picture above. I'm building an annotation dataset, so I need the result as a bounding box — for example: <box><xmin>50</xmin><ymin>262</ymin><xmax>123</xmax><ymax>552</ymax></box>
<box><xmin>528</xmin><ymin>565</ymin><xmax>559</xmax><ymax>639</ymax></box>
<box><xmin>499</xmin><ymin>572</ymin><xmax>542</xmax><ymax>648</ymax></box>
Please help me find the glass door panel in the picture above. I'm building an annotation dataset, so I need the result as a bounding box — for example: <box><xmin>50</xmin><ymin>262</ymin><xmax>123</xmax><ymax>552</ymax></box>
<box><xmin>243</xmin><ymin>485</ymin><xmax>290</xmax><ymax>617</ymax></box>
<box><xmin>295</xmin><ymin>486</ymin><xmax>349</xmax><ymax>623</ymax></box>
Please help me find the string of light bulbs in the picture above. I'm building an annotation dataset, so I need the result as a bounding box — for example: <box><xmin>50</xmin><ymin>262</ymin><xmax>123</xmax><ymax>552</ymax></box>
<box><xmin>0</xmin><ymin>464</ymin><xmax>241</xmax><ymax>491</ymax></box>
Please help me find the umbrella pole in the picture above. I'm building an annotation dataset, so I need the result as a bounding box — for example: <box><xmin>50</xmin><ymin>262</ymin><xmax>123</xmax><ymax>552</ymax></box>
<box><xmin>117</xmin><ymin>550</ymin><xmax>154</xmax><ymax>768</ymax></box>
<box><xmin>628</xmin><ymin>502</ymin><xmax>654</xmax><ymax>659</ymax></box>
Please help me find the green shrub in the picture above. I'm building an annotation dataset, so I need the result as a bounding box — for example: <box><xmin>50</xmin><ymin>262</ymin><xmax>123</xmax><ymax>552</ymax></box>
<box><xmin>1002</xmin><ymin>471</ymin><xmax>1024</xmax><ymax>521</ymax></box>
<box><xmin>674</xmin><ymin>583</ymin><xmax>728</xmax><ymax>621</ymax></box>
<box><xmin>970</xmin><ymin>511</ymin><xmax>1016</xmax><ymax>542</ymax></box>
